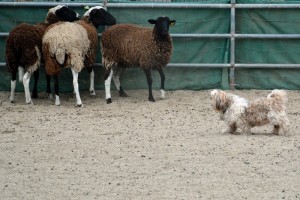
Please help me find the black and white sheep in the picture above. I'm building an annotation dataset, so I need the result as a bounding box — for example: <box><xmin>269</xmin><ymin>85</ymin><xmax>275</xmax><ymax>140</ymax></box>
<box><xmin>5</xmin><ymin>5</ymin><xmax>79</xmax><ymax>104</ymax></box>
<box><xmin>42</xmin><ymin>6</ymin><xmax>116</xmax><ymax>106</ymax></box>
<box><xmin>101</xmin><ymin>16</ymin><xmax>176</xmax><ymax>104</ymax></box>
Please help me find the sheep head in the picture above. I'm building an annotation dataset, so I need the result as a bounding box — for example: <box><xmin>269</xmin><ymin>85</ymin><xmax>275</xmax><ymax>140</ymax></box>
<box><xmin>83</xmin><ymin>6</ymin><xmax>116</xmax><ymax>28</ymax></box>
<box><xmin>148</xmin><ymin>16</ymin><xmax>176</xmax><ymax>38</ymax></box>
<box><xmin>45</xmin><ymin>5</ymin><xmax>79</xmax><ymax>24</ymax></box>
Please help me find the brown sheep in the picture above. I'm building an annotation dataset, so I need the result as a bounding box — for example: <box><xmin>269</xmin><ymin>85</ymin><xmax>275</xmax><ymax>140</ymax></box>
<box><xmin>5</xmin><ymin>5</ymin><xmax>79</xmax><ymax>104</ymax></box>
<box><xmin>101</xmin><ymin>16</ymin><xmax>176</xmax><ymax>104</ymax></box>
<box><xmin>42</xmin><ymin>6</ymin><xmax>116</xmax><ymax>107</ymax></box>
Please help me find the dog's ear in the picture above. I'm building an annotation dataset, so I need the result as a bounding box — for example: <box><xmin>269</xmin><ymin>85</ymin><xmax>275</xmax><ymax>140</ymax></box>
<box><xmin>216</xmin><ymin>92</ymin><xmax>229</xmax><ymax>112</ymax></box>
<box><xmin>216</xmin><ymin>95</ymin><xmax>224</xmax><ymax>111</ymax></box>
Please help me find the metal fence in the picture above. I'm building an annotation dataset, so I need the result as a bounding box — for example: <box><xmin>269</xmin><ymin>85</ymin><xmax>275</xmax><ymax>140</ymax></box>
<box><xmin>1</xmin><ymin>0</ymin><xmax>300</xmax><ymax>89</ymax></box>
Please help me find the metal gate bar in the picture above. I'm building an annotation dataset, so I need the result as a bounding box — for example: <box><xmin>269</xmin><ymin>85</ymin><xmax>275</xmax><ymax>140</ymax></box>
<box><xmin>1</xmin><ymin>2</ymin><xmax>300</xmax><ymax>9</ymax></box>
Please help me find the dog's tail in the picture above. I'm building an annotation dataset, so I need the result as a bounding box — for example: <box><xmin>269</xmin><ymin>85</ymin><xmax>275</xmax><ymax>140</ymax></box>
<box><xmin>268</xmin><ymin>89</ymin><xmax>288</xmax><ymax>104</ymax></box>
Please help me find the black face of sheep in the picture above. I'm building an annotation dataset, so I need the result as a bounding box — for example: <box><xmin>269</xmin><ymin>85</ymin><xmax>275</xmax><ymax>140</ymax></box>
<box><xmin>89</xmin><ymin>8</ymin><xmax>116</xmax><ymax>28</ymax></box>
<box><xmin>46</xmin><ymin>5</ymin><xmax>80</xmax><ymax>24</ymax></box>
<box><xmin>148</xmin><ymin>16</ymin><xmax>176</xmax><ymax>38</ymax></box>
<box><xmin>55</xmin><ymin>6</ymin><xmax>80</xmax><ymax>22</ymax></box>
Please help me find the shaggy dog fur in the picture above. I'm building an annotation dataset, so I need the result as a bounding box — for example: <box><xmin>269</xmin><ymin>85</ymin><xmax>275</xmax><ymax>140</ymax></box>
<box><xmin>210</xmin><ymin>89</ymin><xmax>289</xmax><ymax>135</ymax></box>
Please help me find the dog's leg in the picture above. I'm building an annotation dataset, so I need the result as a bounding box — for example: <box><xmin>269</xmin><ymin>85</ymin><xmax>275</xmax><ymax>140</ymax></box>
<box><xmin>242</xmin><ymin>124</ymin><xmax>252</xmax><ymax>134</ymax></box>
<box><xmin>272</xmin><ymin>125</ymin><xmax>280</xmax><ymax>135</ymax></box>
<box><xmin>245</xmin><ymin>128</ymin><xmax>252</xmax><ymax>134</ymax></box>
<box><xmin>223</xmin><ymin>126</ymin><xmax>234</xmax><ymax>134</ymax></box>
<box><xmin>282</xmin><ymin>117</ymin><xmax>290</xmax><ymax>135</ymax></box>
<box><xmin>282</xmin><ymin>124</ymin><xmax>289</xmax><ymax>135</ymax></box>
<box><xmin>225</xmin><ymin>123</ymin><xmax>237</xmax><ymax>134</ymax></box>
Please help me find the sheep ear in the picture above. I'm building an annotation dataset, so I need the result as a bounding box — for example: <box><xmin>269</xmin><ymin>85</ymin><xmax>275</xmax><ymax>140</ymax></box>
<box><xmin>148</xmin><ymin>19</ymin><xmax>156</xmax><ymax>24</ymax></box>
<box><xmin>169</xmin><ymin>20</ymin><xmax>176</xmax><ymax>27</ymax></box>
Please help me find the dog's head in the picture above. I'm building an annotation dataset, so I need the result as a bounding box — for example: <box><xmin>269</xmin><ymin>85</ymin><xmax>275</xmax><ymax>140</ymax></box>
<box><xmin>267</xmin><ymin>89</ymin><xmax>288</xmax><ymax>104</ymax></box>
<box><xmin>210</xmin><ymin>89</ymin><xmax>231</xmax><ymax>113</ymax></box>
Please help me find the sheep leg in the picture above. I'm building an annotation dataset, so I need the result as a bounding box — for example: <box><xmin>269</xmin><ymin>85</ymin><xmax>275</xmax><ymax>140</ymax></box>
<box><xmin>46</xmin><ymin>75</ymin><xmax>54</xmax><ymax>100</ymax></box>
<box><xmin>86</xmin><ymin>67</ymin><xmax>96</xmax><ymax>96</ymax></box>
<box><xmin>119</xmin><ymin>86</ymin><xmax>128</xmax><ymax>97</ymax></box>
<box><xmin>71</xmin><ymin>68</ymin><xmax>83</xmax><ymax>107</ymax></box>
<box><xmin>10</xmin><ymin>71</ymin><xmax>17</xmax><ymax>103</ymax></box>
<box><xmin>18</xmin><ymin>66</ymin><xmax>24</xmax><ymax>83</ymax></box>
<box><xmin>104</xmin><ymin>69</ymin><xmax>113</xmax><ymax>104</ymax></box>
<box><xmin>31</xmin><ymin>70</ymin><xmax>39</xmax><ymax>99</ymax></box>
<box><xmin>157</xmin><ymin>68</ymin><xmax>166</xmax><ymax>99</ymax></box>
<box><xmin>53</xmin><ymin>75</ymin><xmax>60</xmax><ymax>106</ymax></box>
<box><xmin>113</xmin><ymin>69</ymin><xmax>128</xmax><ymax>97</ymax></box>
<box><xmin>143</xmin><ymin>68</ymin><xmax>155</xmax><ymax>102</ymax></box>
<box><xmin>23</xmin><ymin>71</ymin><xmax>32</xmax><ymax>104</ymax></box>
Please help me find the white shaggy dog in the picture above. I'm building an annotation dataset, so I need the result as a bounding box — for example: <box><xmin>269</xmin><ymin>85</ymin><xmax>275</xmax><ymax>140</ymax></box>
<box><xmin>210</xmin><ymin>89</ymin><xmax>289</xmax><ymax>135</ymax></box>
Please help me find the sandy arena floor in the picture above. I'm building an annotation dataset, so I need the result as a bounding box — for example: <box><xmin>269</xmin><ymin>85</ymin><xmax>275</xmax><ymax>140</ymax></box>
<box><xmin>0</xmin><ymin>89</ymin><xmax>299</xmax><ymax>199</ymax></box>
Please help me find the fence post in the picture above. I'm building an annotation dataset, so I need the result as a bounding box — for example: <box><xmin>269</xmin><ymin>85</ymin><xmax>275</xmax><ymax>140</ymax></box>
<box><xmin>103</xmin><ymin>0</ymin><xmax>108</xmax><ymax>10</ymax></box>
<box><xmin>230</xmin><ymin>0</ymin><xmax>236</xmax><ymax>90</ymax></box>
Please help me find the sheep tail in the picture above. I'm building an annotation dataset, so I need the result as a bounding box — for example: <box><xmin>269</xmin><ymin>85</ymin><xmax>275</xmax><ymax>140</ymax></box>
<box><xmin>54</xmin><ymin>46</ymin><xmax>67</xmax><ymax>66</ymax></box>
<box><xmin>43</xmin><ymin>43</ymin><xmax>62</xmax><ymax>75</ymax></box>
<box><xmin>26</xmin><ymin>46</ymin><xmax>41</xmax><ymax>74</ymax></box>
<box><xmin>54</xmin><ymin>47</ymin><xmax>84</xmax><ymax>73</ymax></box>
<box><xmin>70</xmin><ymin>53</ymin><xmax>85</xmax><ymax>73</ymax></box>
<box><xmin>5</xmin><ymin>41</ymin><xmax>20</xmax><ymax>73</ymax></box>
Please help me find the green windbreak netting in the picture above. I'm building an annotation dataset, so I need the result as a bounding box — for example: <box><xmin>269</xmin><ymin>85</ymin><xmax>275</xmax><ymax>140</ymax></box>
<box><xmin>0</xmin><ymin>0</ymin><xmax>300</xmax><ymax>93</ymax></box>
<box><xmin>0</xmin><ymin>3</ymin><xmax>228</xmax><ymax>92</ymax></box>
<box><xmin>235</xmin><ymin>8</ymin><xmax>300</xmax><ymax>89</ymax></box>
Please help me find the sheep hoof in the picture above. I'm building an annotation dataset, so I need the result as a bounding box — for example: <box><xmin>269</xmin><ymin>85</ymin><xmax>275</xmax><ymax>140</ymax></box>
<box><xmin>9</xmin><ymin>96</ymin><xmax>14</xmax><ymax>103</ymax></box>
<box><xmin>148</xmin><ymin>97</ymin><xmax>155</xmax><ymax>102</ymax></box>
<box><xmin>48</xmin><ymin>94</ymin><xmax>54</xmax><ymax>101</ymax></box>
<box><xmin>76</xmin><ymin>104</ymin><xmax>83</xmax><ymax>107</ymax></box>
<box><xmin>119</xmin><ymin>91</ymin><xmax>128</xmax><ymax>97</ymax></box>
<box><xmin>119</xmin><ymin>87</ymin><xmax>128</xmax><ymax>97</ymax></box>
<box><xmin>106</xmin><ymin>98</ymin><xmax>112</xmax><ymax>104</ymax></box>
<box><xmin>32</xmin><ymin>94</ymin><xmax>38</xmax><ymax>99</ymax></box>
<box><xmin>26</xmin><ymin>101</ymin><xmax>34</xmax><ymax>105</ymax></box>
<box><xmin>160</xmin><ymin>89</ymin><xmax>165</xmax><ymax>99</ymax></box>
<box><xmin>90</xmin><ymin>90</ymin><xmax>96</xmax><ymax>97</ymax></box>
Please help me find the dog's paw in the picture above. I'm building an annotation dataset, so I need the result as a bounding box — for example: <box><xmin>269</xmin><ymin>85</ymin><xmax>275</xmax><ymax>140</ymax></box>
<box><xmin>222</xmin><ymin>129</ymin><xmax>230</xmax><ymax>134</ymax></box>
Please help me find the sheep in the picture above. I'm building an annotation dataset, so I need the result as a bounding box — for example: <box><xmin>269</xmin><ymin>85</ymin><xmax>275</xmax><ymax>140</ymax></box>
<box><xmin>101</xmin><ymin>16</ymin><xmax>176</xmax><ymax>104</ymax></box>
<box><xmin>5</xmin><ymin>5</ymin><xmax>79</xmax><ymax>104</ymax></box>
<box><xmin>42</xmin><ymin>6</ymin><xmax>116</xmax><ymax>107</ymax></box>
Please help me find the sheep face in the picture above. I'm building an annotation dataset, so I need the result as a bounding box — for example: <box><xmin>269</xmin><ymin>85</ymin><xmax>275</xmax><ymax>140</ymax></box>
<box><xmin>45</xmin><ymin>5</ymin><xmax>79</xmax><ymax>24</ymax></box>
<box><xmin>148</xmin><ymin>16</ymin><xmax>176</xmax><ymax>38</ymax></box>
<box><xmin>84</xmin><ymin>6</ymin><xmax>116</xmax><ymax>28</ymax></box>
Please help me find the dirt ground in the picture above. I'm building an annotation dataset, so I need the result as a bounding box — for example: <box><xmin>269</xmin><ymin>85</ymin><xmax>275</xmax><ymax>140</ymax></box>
<box><xmin>0</xmin><ymin>89</ymin><xmax>299</xmax><ymax>200</ymax></box>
